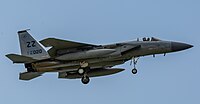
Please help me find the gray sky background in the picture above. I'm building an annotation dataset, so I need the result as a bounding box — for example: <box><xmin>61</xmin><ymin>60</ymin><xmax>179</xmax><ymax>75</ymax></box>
<box><xmin>0</xmin><ymin>0</ymin><xmax>199</xmax><ymax>104</ymax></box>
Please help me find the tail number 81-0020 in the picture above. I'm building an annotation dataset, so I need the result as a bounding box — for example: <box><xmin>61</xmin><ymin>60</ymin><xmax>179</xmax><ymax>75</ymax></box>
<box><xmin>27</xmin><ymin>49</ymin><xmax>42</xmax><ymax>55</ymax></box>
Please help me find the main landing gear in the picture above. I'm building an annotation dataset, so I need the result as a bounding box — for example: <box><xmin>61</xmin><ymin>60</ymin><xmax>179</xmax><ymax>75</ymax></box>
<box><xmin>130</xmin><ymin>57</ymin><xmax>140</xmax><ymax>75</ymax></box>
<box><xmin>81</xmin><ymin>74</ymin><xmax>90</xmax><ymax>84</ymax></box>
<box><xmin>78</xmin><ymin>61</ymin><xmax>90</xmax><ymax>84</ymax></box>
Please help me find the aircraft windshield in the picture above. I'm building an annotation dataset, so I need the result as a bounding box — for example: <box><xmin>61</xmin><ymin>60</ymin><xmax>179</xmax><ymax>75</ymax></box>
<box><xmin>137</xmin><ymin>37</ymin><xmax>161</xmax><ymax>41</ymax></box>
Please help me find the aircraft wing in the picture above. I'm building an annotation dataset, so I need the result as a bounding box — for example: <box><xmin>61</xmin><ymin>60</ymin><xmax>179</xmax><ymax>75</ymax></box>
<box><xmin>40</xmin><ymin>38</ymin><xmax>97</xmax><ymax>57</ymax></box>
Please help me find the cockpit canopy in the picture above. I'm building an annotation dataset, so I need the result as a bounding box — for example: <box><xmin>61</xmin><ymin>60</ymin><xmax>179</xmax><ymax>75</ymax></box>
<box><xmin>137</xmin><ymin>37</ymin><xmax>161</xmax><ymax>41</ymax></box>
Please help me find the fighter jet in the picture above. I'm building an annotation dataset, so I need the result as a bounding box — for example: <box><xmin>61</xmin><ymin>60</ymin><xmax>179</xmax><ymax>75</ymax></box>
<box><xmin>6</xmin><ymin>30</ymin><xmax>193</xmax><ymax>84</ymax></box>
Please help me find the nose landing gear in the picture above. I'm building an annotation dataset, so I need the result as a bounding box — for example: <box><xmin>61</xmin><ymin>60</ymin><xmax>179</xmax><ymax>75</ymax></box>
<box><xmin>130</xmin><ymin>57</ymin><xmax>140</xmax><ymax>74</ymax></box>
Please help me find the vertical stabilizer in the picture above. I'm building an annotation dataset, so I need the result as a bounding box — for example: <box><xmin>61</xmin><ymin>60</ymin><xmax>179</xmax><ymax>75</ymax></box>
<box><xmin>18</xmin><ymin>30</ymin><xmax>50</xmax><ymax>60</ymax></box>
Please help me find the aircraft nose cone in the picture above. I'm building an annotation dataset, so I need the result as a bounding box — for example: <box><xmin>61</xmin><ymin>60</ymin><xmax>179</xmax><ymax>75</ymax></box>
<box><xmin>171</xmin><ymin>42</ymin><xmax>193</xmax><ymax>52</ymax></box>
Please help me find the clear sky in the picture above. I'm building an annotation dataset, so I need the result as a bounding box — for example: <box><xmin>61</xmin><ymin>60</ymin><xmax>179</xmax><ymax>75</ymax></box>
<box><xmin>0</xmin><ymin>0</ymin><xmax>199</xmax><ymax>104</ymax></box>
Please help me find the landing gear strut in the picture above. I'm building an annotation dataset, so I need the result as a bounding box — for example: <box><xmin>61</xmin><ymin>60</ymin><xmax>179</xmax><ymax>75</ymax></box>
<box><xmin>130</xmin><ymin>57</ymin><xmax>139</xmax><ymax>74</ymax></box>
<box><xmin>78</xmin><ymin>61</ymin><xmax>90</xmax><ymax>84</ymax></box>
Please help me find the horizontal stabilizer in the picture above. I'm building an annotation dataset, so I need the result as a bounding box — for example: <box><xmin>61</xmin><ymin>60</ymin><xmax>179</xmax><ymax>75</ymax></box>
<box><xmin>6</xmin><ymin>54</ymin><xmax>37</xmax><ymax>63</ymax></box>
<box><xmin>19</xmin><ymin>72</ymin><xmax>43</xmax><ymax>80</ymax></box>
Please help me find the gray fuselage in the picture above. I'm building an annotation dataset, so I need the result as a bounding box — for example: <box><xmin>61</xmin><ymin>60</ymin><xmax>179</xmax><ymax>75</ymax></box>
<box><xmin>32</xmin><ymin>39</ymin><xmax>191</xmax><ymax>72</ymax></box>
